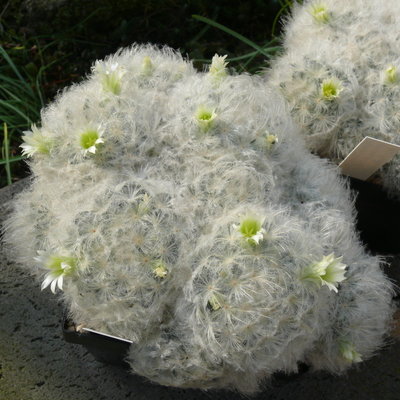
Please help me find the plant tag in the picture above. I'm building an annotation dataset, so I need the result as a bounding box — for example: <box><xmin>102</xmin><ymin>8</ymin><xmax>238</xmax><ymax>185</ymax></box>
<box><xmin>81</xmin><ymin>327</ymin><xmax>133</xmax><ymax>343</ymax></box>
<box><xmin>339</xmin><ymin>136</ymin><xmax>400</xmax><ymax>180</ymax></box>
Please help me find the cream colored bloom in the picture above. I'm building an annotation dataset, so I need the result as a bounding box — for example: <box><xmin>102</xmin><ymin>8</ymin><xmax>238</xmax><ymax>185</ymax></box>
<box><xmin>339</xmin><ymin>341</ymin><xmax>363</xmax><ymax>363</ymax></box>
<box><xmin>320</xmin><ymin>77</ymin><xmax>343</xmax><ymax>101</ymax></box>
<box><xmin>265</xmin><ymin>134</ymin><xmax>278</xmax><ymax>150</ymax></box>
<box><xmin>20</xmin><ymin>124</ymin><xmax>52</xmax><ymax>157</ymax></box>
<box><xmin>208</xmin><ymin>54</ymin><xmax>228</xmax><ymax>81</ymax></box>
<box><xmin>310</xmin><ymin>3</ymin><xmax>330</xmax><ymax>24</ymax></box>
<box><xmin>301</xmin><ymin>253</ymin><xmax>346</xmax><ymax>292</ymax></box>
<box><xmin>141</xmin><ymin>56</ymin><xmax>154</xmax><ymax>76</ymax></box>
<box><xmin>152</xmin><ymin>260</ymin><xmax>168</xmax><ymax>279</ymax></box>
<box><xmin>94</xmin><ymin>61</ymin><xmax>126</xmax><ymax>95</ymax></box>
<box><xmin>233</xmin><ymin>215</ymin><xmax>266</xmax><ymax>245</ymax></box>
<box><xmin>79</xmin><ymin>124</ymin><xmax>105</xmax><ymax>155</ymax></box>
<box><xmin>384</xmin><ymin>65</ymin><xmax>398</xmax><ymax>85</ymax></box>
<box><xmin>35</xmin><ymin>251</ymin><xmax>77</xmax><ymax>294</ymax></box>
<box><xmin>195</xmin><ymin>106</ymin><xmax>217</xmax><ymax>132</ymax></box>
<box><xmin>208</xmin><ymin>294</ymin><xmax>223</xmax><ymax>311</ymax></box>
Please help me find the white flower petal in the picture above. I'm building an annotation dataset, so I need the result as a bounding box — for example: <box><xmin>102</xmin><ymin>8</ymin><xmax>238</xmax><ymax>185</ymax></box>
<box><xmin>321</xmin><ymin>280</ymin><xmax>339</xmax><ymax>293</ymax></box>
<box><xmin>252</xmin><ymin>228</ymin><xmax>266</xmax><ymax>244</ymax></box>
<box><xmin>20</xmin><ymin>143</ymin><xmax>36</xmax><ymax>157</ymax></box>
<box><xmin>50</xmin><ymin>278</ymin><xmax>58</xmax><ymax>294</ymax></box>
<box><xmin>41</xmin><ymin>275</ymin><xmax>53</xmax><ymax>291</ymax></box>
<box><xmin>57</xmin><ymin>275</ymin><xmax>64</xmax><ymax>291</ymax></box>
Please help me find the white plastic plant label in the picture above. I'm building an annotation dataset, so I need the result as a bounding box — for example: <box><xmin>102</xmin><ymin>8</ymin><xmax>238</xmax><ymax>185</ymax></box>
<box><xmin>339</xmin><ymin>136</ymin><xmax>400</xmax><ymax>180</ymax></box>
<box><xmin>78</xmin><ymin>326</ymin><xmax>133</xmax><ymax>343</ymax></box>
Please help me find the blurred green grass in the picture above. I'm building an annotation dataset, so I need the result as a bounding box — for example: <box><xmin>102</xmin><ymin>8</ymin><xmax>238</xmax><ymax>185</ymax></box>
<box><xmin>0</xmin><ymin>0</ymin><xmax>299</xmax><ymax>188</ymax></box>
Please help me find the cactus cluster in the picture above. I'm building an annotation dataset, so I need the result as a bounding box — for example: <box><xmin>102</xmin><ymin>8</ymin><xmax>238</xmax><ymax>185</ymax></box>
<box><xmin>4</xmin><ymin>44</ymin><xmax>394</xmax><ymax>393</ymax></box>
<box><xmin>268</xmin><ymin>0</ymin><xmax>400</xmax><ymax>196</ymax></box>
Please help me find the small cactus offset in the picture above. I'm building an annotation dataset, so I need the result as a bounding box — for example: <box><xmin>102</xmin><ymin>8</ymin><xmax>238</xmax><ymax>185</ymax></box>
<box><xmin>268</xmin><ymin>0</ymin><xmax>400</xmax><ymax>196</ymax></box>
<box><xmin>4</xmin><ymin>44</ymin><xmax>394</xmax><ymax>393</ymax></box>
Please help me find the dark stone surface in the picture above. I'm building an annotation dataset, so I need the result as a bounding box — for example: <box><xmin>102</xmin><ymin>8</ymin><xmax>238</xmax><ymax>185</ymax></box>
<box><xmin>1</xmin><ymin>180</ymin><xmax>399</xmax><ymax>400</ymax></box>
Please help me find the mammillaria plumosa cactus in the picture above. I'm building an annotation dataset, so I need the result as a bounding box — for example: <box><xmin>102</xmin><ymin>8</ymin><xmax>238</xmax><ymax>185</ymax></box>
<box><xmin>268</xmin><ymin>0</ymin><xmax>400</xmax><ymax>196</ymax></box>
<box><xmin>4</xmin><ymin>44</ymin><xmax>394</xmax><ymax>393</ymax></box>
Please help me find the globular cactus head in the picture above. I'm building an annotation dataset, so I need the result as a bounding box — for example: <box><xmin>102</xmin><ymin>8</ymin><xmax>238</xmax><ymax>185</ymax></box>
<box><xmin>268</xmin><ymin>0</ymin><xmax>400</xmax><ymax>196</ymax></box>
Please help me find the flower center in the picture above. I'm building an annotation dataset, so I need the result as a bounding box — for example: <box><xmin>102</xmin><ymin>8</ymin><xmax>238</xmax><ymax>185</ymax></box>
<box><xmin>322</xmin><ymin>82</ymin><xmax>337</xmax><ymax>98</ymax></box>
<box><xmin>198</xmin><ymin>111</ymin><xmax>213</xmax><ymax>121</ymax></box>
<box><xmin>321</xmin><ymin>78</ymin><xmax>342</xmax><ymax>100</ymax></box>
<box><xmin>239</xmin><ymin>218</ymin><xmax>261</xmax><ymax>238</ymax></box>
<box><xmin>47</xmin><ymin>255</ymin><xmax>76</xmax><ymax>276</ymax></box>
<box><xmin>80</xmin><ymin>130</ymin><xmax>100</xmax><ymax>150</ymax></box>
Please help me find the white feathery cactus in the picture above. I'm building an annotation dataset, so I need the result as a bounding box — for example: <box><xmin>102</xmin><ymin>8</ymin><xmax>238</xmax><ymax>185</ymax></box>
<box><xmin>3</xmin><ymin>44</ymin><xmax>394</xmax><ymax>393</ymax></box>
<box><xmin>267</xmin><ymin>0</ymin><xmax>400</xmax><ymax>196</ymax></box>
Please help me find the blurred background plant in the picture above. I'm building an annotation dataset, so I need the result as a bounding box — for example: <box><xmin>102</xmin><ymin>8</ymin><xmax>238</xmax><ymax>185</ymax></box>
<box><xmin>0</xmin><ymin>0</ymin><xmax>300</xmax><ymax>188</ymax></box>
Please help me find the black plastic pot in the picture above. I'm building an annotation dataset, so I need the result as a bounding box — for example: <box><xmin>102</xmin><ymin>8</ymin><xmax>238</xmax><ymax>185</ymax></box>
<box><xmin>62</xmin><ymin>317</ymin><xmax>131</xmax><ymax>367</ymax></box>
<box><xmin>350</xmin><ymin>177</ymin><xmax>400</xmax><ymax>255</ymax></box>
<box><xmin>62</xmin><ymin>316</ymin><xmax>310</xmax><ymax>382</ymax></box>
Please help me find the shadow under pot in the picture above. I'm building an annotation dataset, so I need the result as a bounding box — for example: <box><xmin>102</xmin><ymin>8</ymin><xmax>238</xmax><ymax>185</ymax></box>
<box><xmin>350</xmin><ymin>177</ymin><xmax>400</xmax><ymax>255</ymax></box>
<box><xmin>62</xmin><ymin>316</ymin><xmax>310</xmax><ymax>382</ymax></box>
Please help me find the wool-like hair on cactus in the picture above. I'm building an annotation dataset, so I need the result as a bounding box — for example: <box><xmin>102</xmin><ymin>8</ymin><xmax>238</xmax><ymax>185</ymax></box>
<box><xmin>267</xmin><ymin>0</ymin><xmax>400</xmax><ymax>197</ymax></box>
<box><xmin>4</xmin><ymin>44</ymin><xmax>394</xmax><ymax>394</ymax></box>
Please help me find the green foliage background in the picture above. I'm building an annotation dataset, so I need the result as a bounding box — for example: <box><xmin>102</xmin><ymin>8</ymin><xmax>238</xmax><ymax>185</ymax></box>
<box><xmin>0</xmin><ymin>0</ymin><xmax>296</xmax><ymax>187</ymax></box>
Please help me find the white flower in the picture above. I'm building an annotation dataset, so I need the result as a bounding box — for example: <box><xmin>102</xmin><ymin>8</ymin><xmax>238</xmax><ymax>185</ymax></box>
<box><xmin>310</xmin><ymin>3</ymin><xmax>330</xmax><ymax>24</ymax></box>
<box><xmin>194</xmin><ymin>106</ymin><xmax>217</xmax><ymax>132</ymax></box>
<box><xmin>233</xmin><ymin>215</ymin><xmax>266</xmax><ymax>245</ymax></box>
<box><xmin>339</xmin><ymin>341</ymin><xmax>363</xmax><ymax>363</ymax></box>
<box><xmin>93</xmin><ymin>61</ymin><xmax>126</xmax><ymax>95</ymax></box>
<box><xmin>301</xmin><ymin>253</ymin><xmax>347</xmax><ymax>292</ymax></box>
<box><xmin>265</xmin><ymin>133</ymin><xmax>278</xmax><ymax>150</ymax></box>
<box><xmin>320</xmin><ymin>77</ymin><xmax>343</xmax><ymax>101</ymax></box>
<box><xmin>208</xmin><ymin>54</ymin><xmax>228</xmax><ymax>81</ymax></box>
<box><xmin>79</xmin><ymin>124</ymin><xmax>105</xmax><ymax>155</ymax></box>
<box><xmin>152</xmin><ymin>260</ymin><xmax>168</xmax><ymax>279</ymax></box>
<box><xmin>383</xmin><ymin>65</ymin><xmax>398</xmax><ymax>85</ymax></box>
<box><xmin>35</xmin><ymin>251</ymin><xmax>77</xmax><ymax>294</ymax></box>
<box><xmin>20</xmin><ymin>124</ymin><xmax>52</xmax><ymax>157</ymax></box>
<box><xmin>208</xmin><ymin>294</ymin><xmax>223</xmax><ymax>311</ymax></box>
<box><xmin>141</xmin><ymin>56</ymin><xmax>154</xmax><ymax>76</ymax></box>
